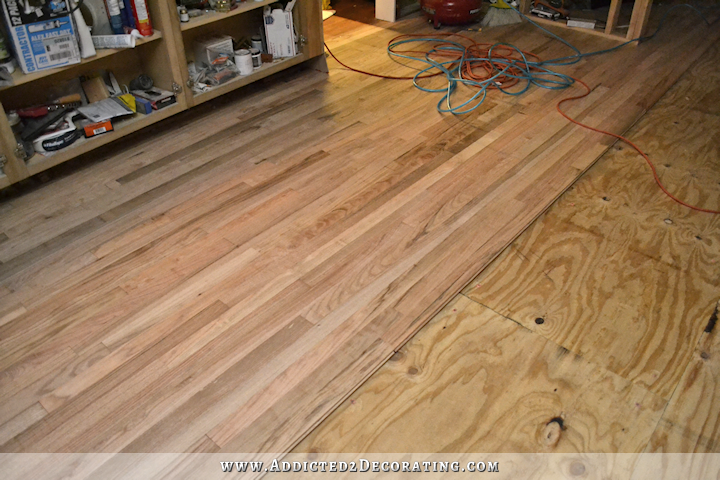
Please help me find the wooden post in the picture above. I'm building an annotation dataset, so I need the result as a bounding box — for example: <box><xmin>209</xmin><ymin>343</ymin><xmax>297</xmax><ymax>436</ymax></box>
<box><xmin>627</xmin><ymin>0</ymin><xmax>653</xmax><ymax>40</ymax></box>
<box><xmin>605</xmin><ymin>0</ymin><xmax>623</xmax><ymax>35</ymax></box>
<box><xmin>0</xmin><ymin>102</ymin><xmax>29</xmax><ymax>184</ymax></box>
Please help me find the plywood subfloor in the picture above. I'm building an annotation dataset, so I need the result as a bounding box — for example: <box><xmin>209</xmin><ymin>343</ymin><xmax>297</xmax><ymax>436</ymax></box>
<box><xmin>1</xmin><ymin>9</ymin><xmax>719</xmax><ymax>455</ymax></box>
<box><xmin>292</xmin><ymin>39</ymin><xmax>720</xmax><ymax>455</ymax></box>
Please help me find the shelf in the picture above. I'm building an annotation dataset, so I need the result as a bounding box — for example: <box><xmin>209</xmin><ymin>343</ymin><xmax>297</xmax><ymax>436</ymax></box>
<box><xmin>1</xmin><ymin>31</ymin><xmax>163</xmax><ymax>90</ymax></box>
<box><xmin>180</xmin><ymin>0</ymin><xmax>277</xmax><ymax>31</ymax></box>
<box><xmin>191</xmin><ymin>53</ymin><xmax>306</xmax><ymax>106</ymax></box>
<box><xmin>526</xmin><ymin>16</ymin><xmax>626</xmax><ymax>42</ymax></box>
<box><xmin>25</xmin><ymin>102</ymin><xmax>182</xmax><ymax>176</ymax></box>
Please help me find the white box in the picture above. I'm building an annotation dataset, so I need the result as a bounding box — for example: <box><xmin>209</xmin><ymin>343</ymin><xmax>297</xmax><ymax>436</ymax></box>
<box><xmin>1</xmin><ymin>0</ymin><xmax>80</xmax><ymax>74</ymax></box>
<box><xmin>193</xmin><ymin>35</ymin><xmax>235</xmax><ymax>67</ymax></box>
<box><xmin>263</xmin><ymin>0</ymin><xmax>297</xmax><ymax>58</ymax></box>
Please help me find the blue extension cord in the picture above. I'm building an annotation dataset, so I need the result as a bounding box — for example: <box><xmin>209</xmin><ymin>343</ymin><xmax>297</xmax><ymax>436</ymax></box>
<box><xmin>386</xmin><ymin>3</ymin><xmax>716</xmax><ymax>114</ymax></box>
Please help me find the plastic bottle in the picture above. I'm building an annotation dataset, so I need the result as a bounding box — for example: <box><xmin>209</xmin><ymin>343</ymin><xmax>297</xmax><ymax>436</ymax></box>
<box><xmin>104</xmin><ymin>0</ymin><xmax>125</xmax><ymax>34</ymax></box>
<box><xmin>130</xmin><ymin>0</ymin><xmax>153</xmax><ymax>37</ymax></box>
<box><xmin>71</xmin><ymin>0</ymin><xmax>97</xmax><ymax>58</ymax></box>
<box><xmin>121</xmin><ymin>0</ymin><xmax>137</xmax><ymax>30</ymax></box>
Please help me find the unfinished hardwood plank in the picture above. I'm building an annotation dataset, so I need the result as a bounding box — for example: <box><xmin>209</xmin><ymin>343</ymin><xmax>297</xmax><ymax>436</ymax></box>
<box><xmin>220</xmin><ymin>327</ymin><xmax>393</xmax><ymax>453</ymax></box>
<box><xmin>7</xmin><ymin>300</ymin><xmax>230</xmax><ymax>451</ymax></box>
<box><xmin>122</xmin><ymin>316</ymin><xmax>314</xmax><ymax>453</ymax></box>
<box><xmin>0</xmin><ymin>403</ymin><xmax>47</xmax><ymax>446</ymax></box>
<box><xmin>0</xmin><ymin>303</ymin><xmax>26</xmax><ymax>328</ymax></box>
<box><xmin>0</xmin><ymin>343</ymin><xmax>109</xmax><ymax>427</ymax></box>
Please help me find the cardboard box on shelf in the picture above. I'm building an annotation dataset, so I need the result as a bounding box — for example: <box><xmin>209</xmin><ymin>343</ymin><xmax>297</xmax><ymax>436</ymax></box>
<box><xmin>131</xmin><ymin>87</ymin><xmax>176</xmax><ymax>110</ymax></box>
<box><xmin>263</xmin><ymin>0</ymin><xmax>297</xmax><ymax>58</ymax></box>
<box><xmin>0</xmin><ymin>0</ymin><xmax>80</xmax><ymax>74</ymax></box>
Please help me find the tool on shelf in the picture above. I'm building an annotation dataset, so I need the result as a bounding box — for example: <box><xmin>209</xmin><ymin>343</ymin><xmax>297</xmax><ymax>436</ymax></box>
<box><xmin>32</xmin><ymin>111</ymin><xmax>82</xmax><ymax>154</ymax></box>
<box><xmin>530</xmin><ymin>0</ymin><xmax>570</xmax><ymax>20</ymax></box>
<box><xmin>17</xmin><ymin>94</ymin><xmax>83</xmax><ymax>118</ymax></box>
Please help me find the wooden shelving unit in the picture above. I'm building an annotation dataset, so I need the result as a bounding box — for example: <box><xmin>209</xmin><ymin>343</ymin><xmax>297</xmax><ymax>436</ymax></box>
<box><xmin>518</xmin><ymin>0</ymin><xmax>653</xmax><ymax>43</ymax></box>
<box><xmin>180</xmin><ymin>0</ymin><xmax>277</xmax><ymax>31</ymax></box>
<box><xmin>25</xmin><ymin>103</ymin><xmax>183</xmax><ymax>175</ymax></box>
<box><xmin>3</xmin><ymin>32</ymin><xmax>164</xmax><ymax>88</ymax></box>
<box><xmin>191</xmin><ymin>53</ymin><xmax>307</xmax><ymax>105</ymax></box>
<box><xmin>0</xmin><ymin>0</ymin><xmax>325</xmax><ymax>188</ymax></box>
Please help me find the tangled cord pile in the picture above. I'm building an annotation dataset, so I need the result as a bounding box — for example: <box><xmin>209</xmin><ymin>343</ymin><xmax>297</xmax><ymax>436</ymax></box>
<box><xmin>323</xmin><ymin>4</ymin><xmax>720</xmax><ymax>213</ymax></box>
<box><xmin>386</xmin><ymin>34</ymin><xmax>574</xmax><ymax>114</ymax></box>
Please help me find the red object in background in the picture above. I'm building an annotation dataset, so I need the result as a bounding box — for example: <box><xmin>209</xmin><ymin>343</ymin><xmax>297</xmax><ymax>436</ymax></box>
<box><xmin>421</xmin><ymin>0</ymin><xmax>483</xmax><ymax>28</ymax></box>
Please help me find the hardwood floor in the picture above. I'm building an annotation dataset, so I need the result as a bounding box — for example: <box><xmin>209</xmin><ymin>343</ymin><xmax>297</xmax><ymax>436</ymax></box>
<box><xmin>293</xmin><ymin>39</ymin><xmax>720</xmax><ymax>455</ymax></box>
<box><xmin>1</xmin><ymin>8</ymin><xmax>718</xmax><ymax>456</ymax></box>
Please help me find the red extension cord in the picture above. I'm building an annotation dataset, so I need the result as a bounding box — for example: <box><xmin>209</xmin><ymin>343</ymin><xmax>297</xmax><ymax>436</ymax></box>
<box><xmin>323</xmin><ymin>37</ymin><xmax>720</xmax><ymax>215</ymax></box>
<box><xmin>557</xmin><ymin>76</ymin><xmax>720</xmax><ymax>214</ymax></box>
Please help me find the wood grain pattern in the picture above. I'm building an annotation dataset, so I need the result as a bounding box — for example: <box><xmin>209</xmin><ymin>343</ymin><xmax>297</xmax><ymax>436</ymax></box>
<box><xmin>296</xmin><ymin>24</ymin><xmax>720</xmax><ymax>458</ymax></box>
<box><xmin>0</xmin><ymin>9</ymin><xmax>718</xmax><ymax>456</ymax></box>
<box><xmin>646</xmin><ymin>314</ymin><xmax>720</xmax><ymax>453</ymax></box>
<box><xmin>294</xmin><ymin>296</ymin><xmax>666</xmax><ymax>453</ymax></box>
<box><xmin>463</xmin><ymin>214</ymin><xmax>718</xmax><ymax>400</ymax></box>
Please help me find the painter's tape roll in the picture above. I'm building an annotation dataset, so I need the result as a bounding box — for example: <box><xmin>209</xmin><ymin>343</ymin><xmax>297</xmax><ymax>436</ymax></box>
<box><xmin>83</xmin><ymin>0</ymin><xmax>114</xmax><ymax>36</ymax></box>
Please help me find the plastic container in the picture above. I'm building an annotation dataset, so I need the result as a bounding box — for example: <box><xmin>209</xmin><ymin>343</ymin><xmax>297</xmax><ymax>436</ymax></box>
<box><xmin>234</xmin><ymin>49</ymin><xmax>253</xmax><ymax>75</ymax></box>
<box><xmin>250</xmin><ymin>48</ymin><xmax>261</xmax><ymax>69</ymax></box>
<box><xmin>251</xmin><ymin>35</ymin><xmax>263</xmax><ymax>53</ymax></box>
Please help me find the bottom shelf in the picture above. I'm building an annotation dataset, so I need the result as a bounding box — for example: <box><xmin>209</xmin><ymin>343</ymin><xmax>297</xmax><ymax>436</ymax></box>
<box><xmin>527</xmin><ymin>15</ymin><xmax>627</xmax><ymax>42</ymax></box>
<box><xmin>8</xmin><ymin>53</ymin><xmax>315</xmax><ymax>185</ymax></box>
<box><xmin>191</xmin><ymin>53</ymin><xmax>307</xmax><ymax>106</ymax></box>
<box><xmin>25</xmin><ymin>103</ymin><xmax>184</xmax><ymax>176</ymax></box>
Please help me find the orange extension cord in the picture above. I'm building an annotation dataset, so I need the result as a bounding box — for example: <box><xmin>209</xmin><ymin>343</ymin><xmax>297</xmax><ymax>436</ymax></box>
<box><xmin>323</xmin><ymin>37</ymin><xmax>720</xmax><ymax>215</ymax></box>
<box><xmin>557</xmin><ymin>76</ymin><xmax>720</xmax><ymax>214</ymax></box>
<box><xmin>325</xmin><ymin>34</ymin><xmax>546</xmax><ymax>88</ymax></box>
